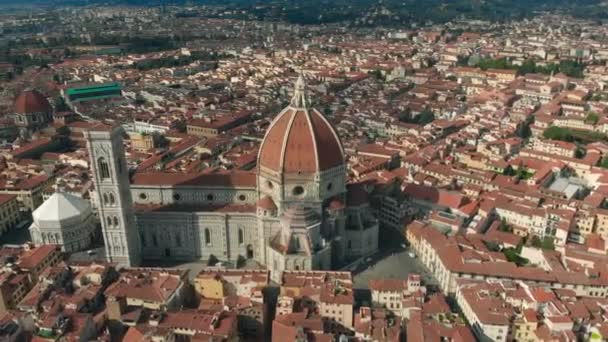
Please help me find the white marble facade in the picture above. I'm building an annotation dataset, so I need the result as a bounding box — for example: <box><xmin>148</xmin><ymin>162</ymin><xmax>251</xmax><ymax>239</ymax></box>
<box><xmin>30</xmin><ymin>192</ymin><xmax>98</xmax><ymax>253</ymax></box>
<box><xmin>86</xmin><ymin>77</ymin><xmax>379</xmax><ymax>273</ymax></box>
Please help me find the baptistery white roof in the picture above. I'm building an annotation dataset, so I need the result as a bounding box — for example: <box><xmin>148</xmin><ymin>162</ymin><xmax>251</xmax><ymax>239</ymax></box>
<box><xmin>33</xmin><ymin>192</ymin><xmax>92</xmax><ymax>224</ymax></box>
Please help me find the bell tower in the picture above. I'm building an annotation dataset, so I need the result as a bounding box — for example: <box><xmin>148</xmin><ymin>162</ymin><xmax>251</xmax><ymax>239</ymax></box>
<box><xmin>85</xmin><ymin>125</ymin><xmax>140</xmax><ymax>267</ymax></box>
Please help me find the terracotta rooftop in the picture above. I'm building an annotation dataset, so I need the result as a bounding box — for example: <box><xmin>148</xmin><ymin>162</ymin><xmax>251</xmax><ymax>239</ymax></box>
<box><xmin>14</xmin><ymin>90</ymin><xmax>50</xmax><ymax>114</ymax></box>
<box><xmin>131</xmin><ymin>171</ymin><xmax>256</xmax><ymax>188</ymax></box>
<box><xmin>258</xmin><ymin>106</ymin><xmax>344</xmax><ymax>174</ymax></box>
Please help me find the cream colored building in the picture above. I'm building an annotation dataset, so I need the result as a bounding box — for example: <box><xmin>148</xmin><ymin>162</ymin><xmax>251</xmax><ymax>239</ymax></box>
<box><xmin>406</xmin><ymin>221</ymin><xmax>608</xmax><ymax>297</ymax></box>
<box><xmin>369</xmin><ymin>274</ymin><xmax>421</xmax><ymax>315</ymax></box>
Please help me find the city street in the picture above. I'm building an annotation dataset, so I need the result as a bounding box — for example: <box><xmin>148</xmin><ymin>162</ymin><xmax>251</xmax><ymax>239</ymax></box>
<box><xmin>352</xmin><ymin>246</ymin><xmax>437</xmax><ymax>291</ymax></box>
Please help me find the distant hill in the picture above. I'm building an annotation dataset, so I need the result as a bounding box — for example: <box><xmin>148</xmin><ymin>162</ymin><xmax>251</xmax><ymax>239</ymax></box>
<box><xmin>1</xmin><ymin>0</ymin><xmax>606</xmax><ymax>25</ymax></box>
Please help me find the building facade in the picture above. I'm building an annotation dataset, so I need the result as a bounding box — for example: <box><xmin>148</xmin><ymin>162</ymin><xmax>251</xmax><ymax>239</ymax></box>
<box><xmin>85</xmin><ymin>126</ymin><xmax>141</xmax><ymax>267</ymax></box>
<box><xmin>86</xmin><ymin>76</ymin><xmax>379</xmax><ymax>274</ymax></box>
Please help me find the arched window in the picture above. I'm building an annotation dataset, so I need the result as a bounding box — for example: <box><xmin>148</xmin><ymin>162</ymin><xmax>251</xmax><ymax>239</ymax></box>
<box><xmin>117</xmin><ymin>158</ymin><xmax>123</xmax><ymax>175</ymax></box>
<box><xmin>293</xmin><ymin>237</ymin><xmax>300</xmax><ymax>250</ymax></box>
<box><xmin>140</xmin><ymin>232</ymin><xmax>146</xmax><ymax>247</ymax></box>
<box><xmin>109</xmin><ymin>193</ymin><xmax>116</xmax><ymax>205</ymax></box>
<box><xmin>238</xmin><ymin>228</ymin><xmax>244</xmax><ymax>245</ymax></box>
<box><xmin>106</xmin><ymin>216</ymin><xmax>112</xmax><ymax>227</ymax></box>
<box><xmin>98</xmin><ymin>157</ymin><xmax>110</xmax><ymax>179</ymax></box>
<box><xmin>103</xmin><ymin>193</ymin><xmax>109</xmax><ymax>204</ymax></box>
<box><xmin>204</xmin><ymin>228</ymin><xmax>211</xmax><ymax>245</ymax></box>
<box><xmin>152</xmin><ymin>234</ymin><xmax>158</xmax><ymax>247</ymax></box>
<box><xmin>113</xmin><ymin>216</ymin><xmax>119</xmax><ymax>227</ymax></box>
<box><xmin>176</xmin><ymin>233</ymin><xmax>182</xmax><ymax>247</ymax></box>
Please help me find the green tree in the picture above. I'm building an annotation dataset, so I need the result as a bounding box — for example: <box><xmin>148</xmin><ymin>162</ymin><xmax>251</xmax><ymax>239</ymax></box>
<box><xmin>518</xmin><ymin>60</ymin><xmax>537</xmax><ymax>75</ymax></box>
<box><xmin>515</xmin><ymin>120</ymin><xmax>532</xmax><ymax>139</ymax></box>
<box><xmin>503</xmin><ymin>248</ymin><xmax>529</xmax><ymax>266</ymax></box>
<box><xmin>456</xmin><ymin>56</ymin><xmax>469</xmax><ymax>66</ymax></box>
<box><xmin>503</xmin><ymin>165</ymin><xmax>516</xmax><ymax>176</ymax></box>
<box><xmin>531</xmin><ymin>235</ymin><xmax>542</xmax><ymax>248</ymax></box>
<box><xmin>543</xmin><ymin>126</ymin><xmax>573</xmax><ymax>142</ymax></box>
<box><xmin>516</xmin><ymin>168</ymin><xmax>532</xmax><ymax>180</ymax></box>
<box><xmin>541</xmin><ymin>237</ymin><xmax>555</xmax><ymax>250</ymax></box>
<box><xmin>499</xmin><ymin>218</ymin><xmax>512</xmax><ymax>232</ymax></box>
<box><xmin>586</xmin><ymin>111</ymin><xmax>600</xmax><ymax>125</ymax></box>
<box><xmin>417</xmin><ymin>108</ymin><xmax>435</xmax><ymax>125</ymax></box>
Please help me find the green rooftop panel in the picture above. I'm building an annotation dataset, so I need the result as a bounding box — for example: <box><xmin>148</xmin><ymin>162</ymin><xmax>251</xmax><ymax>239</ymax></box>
<box><xmin>66</xmin><ymin>83</ymin><xmax>122</xmax><ymax>96</ymax></box>
<box><xmin>66</xmin><ymin>83</ymin><xmax>123</xmax><ymax>102</ymax></box>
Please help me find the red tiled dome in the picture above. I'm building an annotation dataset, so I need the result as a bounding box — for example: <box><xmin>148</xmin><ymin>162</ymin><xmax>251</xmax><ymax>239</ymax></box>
<box><xmin>14</xmin><ymin>90</ymin><xmax>51</xmax><ymax>114</ymax></box>
<box><xmin>258</xmin><ymin>76</ymin><xmax>344</xmax><ymax>175</ymax></box>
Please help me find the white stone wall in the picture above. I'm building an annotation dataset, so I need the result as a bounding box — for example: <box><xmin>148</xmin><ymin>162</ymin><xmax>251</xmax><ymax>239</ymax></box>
<box><xmin>131</xmin><ymin>185</ymin><xmax>257</xmax><ymax>206</ymax></box>
<box><xmin>86</xmin><ymin>128</ymin><xmax>142</xmax><ymax>267</ymax></box>
<box><xmin>30</xmin><ymin>212</ymin><xmax>97</xmax><ymax>253</ymax></box>
<box><xmin>258</xmin><ymin>164</ymin><xmax>346</xmax><ymax>215</ymax></box>
<box><xmin>136</xmin><ymin>210</ymin><xmax>257</xmax><ymax>262</ymax></box>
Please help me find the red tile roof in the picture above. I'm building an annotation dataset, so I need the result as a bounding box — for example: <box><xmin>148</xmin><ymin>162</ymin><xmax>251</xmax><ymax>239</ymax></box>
<box><xmin>14</xmin><ymin>90</ymin><xmax>50</xmax><ymax>114</ymax></box>
<box><xmin>258</xmin><ymin>107</ymin><xmax>344</xmax><ymax>174</ymax></box>
<box><xmin>131</xmin><ymin>171</ymin><xmax>256</xmax><ymax>188</ymax></box>
<box><xmin>18</xmin><ymin>245</ymin><xmax>60</xmax><ymax>270</ymax></box>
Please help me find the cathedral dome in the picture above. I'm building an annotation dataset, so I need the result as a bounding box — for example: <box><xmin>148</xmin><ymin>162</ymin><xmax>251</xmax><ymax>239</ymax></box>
<box><xmin>258</xmin><ymin>75</ymin><xmax>344</xmax><ymax>175</ymax></box>
<box><xmin>14</xmin><ymin>90</ymin><xmax>51</xmax><ymax>114</ymax></box>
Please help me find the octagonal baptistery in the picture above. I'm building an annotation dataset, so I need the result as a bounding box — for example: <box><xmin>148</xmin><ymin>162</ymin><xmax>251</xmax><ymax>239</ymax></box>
<box><xmin>29</xmin><ymin>192</ymin><xmax>97</xmax><ymax>253</ymax></box>
<box><xmin>257</xmin><ymin>75</ymin><xmax>346</xmax><ymax>208</ymax></box>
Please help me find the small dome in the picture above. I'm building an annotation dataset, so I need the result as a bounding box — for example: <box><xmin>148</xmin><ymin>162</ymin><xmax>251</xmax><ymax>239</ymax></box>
<box><xmin>33</xmin><ymin>192</ymin><xmax>92</xmax><ymax>226</ymax></box>
<box><xmin>257</xmin><ymin>195</ymin><xmax>277</xmax><ymax>210</ymax></box>
<box><xmin>328</xmin><ymin>198</ymin><xmax>345</xmax><ymax>211</ymax></box>
<box><xmin>14</xmin><ymin>90</ymin><xmax>51</xmax><ymax>114</ymax></box>
<box><xmin>258</xmin><ymin>75</ymin><xmax>344</xmax><ymax>175</ymax></box>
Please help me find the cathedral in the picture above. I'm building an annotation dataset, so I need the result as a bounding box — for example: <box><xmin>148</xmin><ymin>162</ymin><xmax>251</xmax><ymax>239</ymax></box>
<box><xmin>85</xmin><ymin>76</ymin><xmax>379</xmax><ymax>281</ymax></box>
